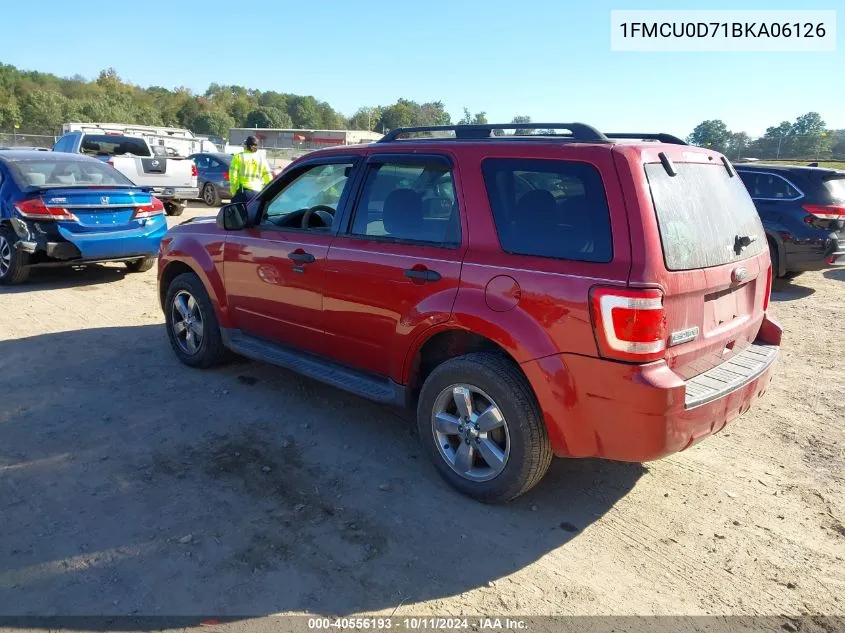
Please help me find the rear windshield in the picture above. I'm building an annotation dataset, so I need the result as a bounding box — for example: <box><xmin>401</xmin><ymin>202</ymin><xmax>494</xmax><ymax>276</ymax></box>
<box><xmin>482</xmin><ymin>158</ymin><xmax>613</xmax><ymax>263</ymax></box>
<box><xmin>823</xmin><ymin>175</ymin><xmax>845</xmax><ymax>203</ymax></box>
<box><xmin>645</xmin><ymin>162</ymin><xmax>767</xmax><ymax>271</ymax></box>
<box><xmin>10</xmin><ymin>159</ymin><xmax>135</xmax><ymax>188</ymax></box>
<box><xmin>80</xmin><ymin>135</ymin><xmax>151</xmax><ymax>157</ymax></box>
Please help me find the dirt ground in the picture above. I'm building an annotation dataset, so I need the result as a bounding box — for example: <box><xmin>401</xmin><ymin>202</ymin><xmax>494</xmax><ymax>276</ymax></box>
<box><xmin>0</xmin><ymin>203</ymin><xmax>842</xmax><ymax>621</ymax></box>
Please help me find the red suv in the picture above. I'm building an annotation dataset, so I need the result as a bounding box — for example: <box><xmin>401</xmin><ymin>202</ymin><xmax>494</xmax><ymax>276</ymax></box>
<box><xmin>157</xmin><ymin>123</ymin><xmax>782</xmax><ymax>503</ymax></box>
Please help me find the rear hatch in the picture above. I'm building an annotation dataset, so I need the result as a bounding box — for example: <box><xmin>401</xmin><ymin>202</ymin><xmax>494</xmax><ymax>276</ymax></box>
<box><xmin>633</xmin><ymin>148</ymin><xmax>771</xmax><ymax>380</ymax></box>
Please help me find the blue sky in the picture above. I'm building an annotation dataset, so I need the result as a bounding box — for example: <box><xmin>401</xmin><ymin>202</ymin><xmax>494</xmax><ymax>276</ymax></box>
<box><xmin>0</xmin><ymin>0</ymin><xmax>841</xmax><ymax>136</ymax></box>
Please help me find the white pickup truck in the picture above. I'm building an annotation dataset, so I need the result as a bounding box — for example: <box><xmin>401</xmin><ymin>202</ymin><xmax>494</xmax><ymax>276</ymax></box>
<box><xmin>52</xmin><ymin>131</ymin><xmax>199</xmax><ymax>216</ymax></box>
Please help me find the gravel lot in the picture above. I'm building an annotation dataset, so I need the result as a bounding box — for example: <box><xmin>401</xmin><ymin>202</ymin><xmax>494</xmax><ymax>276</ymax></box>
<box><xmin>0</xmin><ymin>203</ymin><xmax>843</xmax><ymax>621</ymax></box>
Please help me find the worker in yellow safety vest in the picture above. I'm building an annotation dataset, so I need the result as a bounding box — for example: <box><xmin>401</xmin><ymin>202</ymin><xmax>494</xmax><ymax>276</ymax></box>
<box><xmin>229</xmin><ymin>135</ymin><xmax>272</xmax><ymax>203</ymax></box>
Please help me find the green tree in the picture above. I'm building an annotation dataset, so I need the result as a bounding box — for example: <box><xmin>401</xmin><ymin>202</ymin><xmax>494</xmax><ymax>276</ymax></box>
<box><xmin>245</xmin><ymin>106</ymin><xmax>292</xmax><ymax>129</ymax></box>
<box><xmin>0</xmin><ymin>97</ymin><xmax>22</xmax><ymax>130</ymax></box>
<box><xmin>349</xmin><ymin>107</ymin><xmax>380</xmax><ymax>131</ymax></box>
<box><xmin>288</xmin><ymin>95</ymin><xmax>322</xmax><ymax>128</ymax></box>
<box><xmin>192</xmin><ymin>109</ymin><xmax>235</xmax><ymax>137</ymax></box>
<box><xmin>18</xmin><ymin>90</ymin><xmax>67</xmax><ymax>133</ymax></box>
<box><xmin>686</xmin><ymin>119</ymin><xmax>731</xmax><ymax>152</ymax></box>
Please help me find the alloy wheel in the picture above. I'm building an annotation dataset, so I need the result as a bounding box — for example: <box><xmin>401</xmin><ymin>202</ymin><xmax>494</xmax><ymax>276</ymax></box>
<box><xmin>431</xmin><ymin>384</ymin><xmax>511</xmax><ymax>482</ymax></box>
<box><xmin>0</xmin><ymin>235</ymin><xmax>11</xmax><ymax>278</ymax></box>
<box><xmin>171</xmin><ymin>290</ymin><xmax>205</xmax><ymax>354</ymax></box>
<box><xmin>203</xmin><ymin>184</ymin><xmax>216</xmax><ymax>206</ymax></box>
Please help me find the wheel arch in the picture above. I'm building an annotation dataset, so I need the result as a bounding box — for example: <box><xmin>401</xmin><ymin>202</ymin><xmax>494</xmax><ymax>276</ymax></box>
<box><xmin>765</xmin><ymin>230</ymin><xmax>786</xmax><ymax>277</ymax></box>
<box><xmin>403</xmin><ymin>327</ymin><xmax>530</xmax><ymax>406</ymax></box>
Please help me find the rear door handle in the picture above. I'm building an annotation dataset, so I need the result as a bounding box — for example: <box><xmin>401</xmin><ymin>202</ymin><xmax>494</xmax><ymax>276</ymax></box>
<box><xmin>289</xmin><ymin>251</ymin><xmax>315</xmax><ymax>264</ymax></box>
<box><xmin>404</xmin><ymin>268</ymin><xmax>441</xmax><ymax>282</ymax></box>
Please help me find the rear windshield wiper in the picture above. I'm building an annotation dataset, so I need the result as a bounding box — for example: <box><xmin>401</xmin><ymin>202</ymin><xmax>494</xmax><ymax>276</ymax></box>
<box><xmin>734</xmin><ymin>234</ymin><xmax>757</xmax><ymax>254</ymax></box>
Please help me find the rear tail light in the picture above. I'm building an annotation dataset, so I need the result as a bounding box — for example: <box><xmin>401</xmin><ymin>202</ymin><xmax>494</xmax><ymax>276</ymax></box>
<box><xmin>763</xmin><ymin>265</ymin><xmax>772</xmax><ymax>312</ymax></box>
<box><xmin>14</xmin><ymin>198</ymin><xmax>77</xmax><ymax>221</ymax></box>
<box><xmin>191</xmin><ymin>163</ymin><xmax>198</xmax><ymax>177</ymax></box>
<box><xmin>802</xmin><ymin>204</ymin><xmax>845</xmax><ymax>221</ymax></box>
<box><xmin>590</xmin><ymin>287</ymin><xmax>667</xmax><ymax>362</ymax></box>
<box><xmin>132</xmin><ymin>197</ymin><xmax>165</xmax><ymax>219</ymax></box>
<box><xmin>223</xmin><ymin>171</ymin><xmax>229</xmax><ymax>181</ymax></box>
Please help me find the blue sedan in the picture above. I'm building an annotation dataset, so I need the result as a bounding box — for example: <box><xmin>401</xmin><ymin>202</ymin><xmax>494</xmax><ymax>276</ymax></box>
<box><xmin>188</xmin><ymin>152</ymin><xmax>233</xmax><ymax>206</ymax></box>
<box><xmin>0</xmin><ymin>150</ymin><xmax>167</xmax><ymax>284</ymax></box>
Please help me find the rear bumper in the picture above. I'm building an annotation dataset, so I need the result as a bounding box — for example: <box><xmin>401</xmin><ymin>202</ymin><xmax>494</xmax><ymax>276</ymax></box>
<box><xmin>785</xmin><ymin>235</ymin><xmax>845</xmax><ymax>271</ymax></box>
<box><xmin>522</xmin><ymin>316</ymin><xmax>782</xmax><ymax>461</ymax></box>
<box><xmin>13</xmin><ymin>216</ymin><xmax>166</xmax><ymax>263</ymax></box>
<box><xmin>152</xmin><ymin>187</ymin><xmax>199</xmax><ymax>201</ymax></box>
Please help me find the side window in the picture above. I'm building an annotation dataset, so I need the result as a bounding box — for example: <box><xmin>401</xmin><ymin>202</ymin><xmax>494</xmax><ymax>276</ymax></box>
<box><xmin>194</xmin><ymin>156</ymin><xmax>210</xmax><ymax>170</ymax></box>
<box><xmin>739</xmin><ymin>171</ymin><xmax>800</xmax><ymax>200</ymax></box>
<box><xmin>349</xmin><ymin>161</ymin><xmax>461</xmax><ymax>246</ymax></box>
<box><xmin>53</xmin><ymin>135</ymin><xmax>73</xmax><ymax>153</ymax></box>
<box><xmin>261</xmin><ymin>162</ymin><xmax>353</xmax><ymax>230</ymax></box>
<box><xmin>481</xmin><ymin>158</ymin><xmax>612</xmax><ymax>263</ymax></box>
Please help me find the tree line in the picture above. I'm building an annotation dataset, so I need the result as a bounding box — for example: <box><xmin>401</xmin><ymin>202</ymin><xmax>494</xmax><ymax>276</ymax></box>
<box><xmin>686</xmin><ymin>113</ymin><xmax>845</xmax><ymax>160</ymax></box>
<box><xmin>0</xmin><ymin>63</ymin><xmax>497</xmax><ymax>138</ymax></box>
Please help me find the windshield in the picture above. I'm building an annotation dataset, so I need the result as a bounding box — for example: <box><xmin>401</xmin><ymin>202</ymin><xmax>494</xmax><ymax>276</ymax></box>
<box><xmin>646</xmin><ymin>162</ymin><xmax>767</xmax><ymax>271</ymax></box>
<box><xmin>80</xmin><ymin>134</ymin><xmax>151</xmax><ymax>157</ymax></box>
<box><xmin>10</xmin><ymin>159</ymin><xmax>136</xmax><ymax>188</ymax></box>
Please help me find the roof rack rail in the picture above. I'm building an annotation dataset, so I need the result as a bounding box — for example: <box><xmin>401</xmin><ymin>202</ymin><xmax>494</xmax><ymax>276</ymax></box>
<box><xmin>603</xmin><ymin>133</ymin><xmax>687</xmax><ymax>145</ymax></box>
<box><xmin>378</xmin><ymin>123</ymin><xmax>609</xmax><ymax>143</ymax></box>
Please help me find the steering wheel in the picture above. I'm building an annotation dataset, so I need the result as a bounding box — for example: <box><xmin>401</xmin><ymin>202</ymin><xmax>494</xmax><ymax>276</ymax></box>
<box><xmin>300</xmin><ymin>205</ymin><xmax>336</xmax><ymax>229</ymax></box>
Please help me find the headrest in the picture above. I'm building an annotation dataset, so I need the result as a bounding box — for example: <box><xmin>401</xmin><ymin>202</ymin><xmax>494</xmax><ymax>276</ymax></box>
<box><xmin>383</xmin><ymin>188</ymin><xmax>424</xmax><ymax>236</ymax></box>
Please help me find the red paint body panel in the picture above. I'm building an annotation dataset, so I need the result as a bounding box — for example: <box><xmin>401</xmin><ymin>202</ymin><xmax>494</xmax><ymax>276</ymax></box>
<box><xmin>223</xmin><ymin>227</ymin><xmax>333</xmax><ymax>355</ymax></box>
<box><xmin>522</xmin><ymin>315</ymin><xmax>782</xmax><ymax>459</ymax></box>
<box><xmin>323</xmin><ymin>237</ymin><xmax>465</xmax><ymax>380</ymax></box>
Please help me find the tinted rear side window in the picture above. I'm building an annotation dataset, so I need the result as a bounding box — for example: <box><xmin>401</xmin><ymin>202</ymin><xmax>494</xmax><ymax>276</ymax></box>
<box><xmin>646</xmin><ymin>163</ymin><xmax>766</xmax><ymax>271</ymax></box>
<box><xmin>80</xmin><ymin>135</ymin><xmax>151</xmax><ymax>157</ymax></box>
<box><xmin>482</xmin><ymin>159</ymin><xmax>612</xmax><ymax>262</ymax></box>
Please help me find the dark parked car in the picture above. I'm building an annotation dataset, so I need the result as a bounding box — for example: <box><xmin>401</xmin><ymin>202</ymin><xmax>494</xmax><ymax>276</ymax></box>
<box><xmin>735</xmin><ymin>164</ymin><xmax>845</xmax><ymax>278</ymax></box>
<box><xmin>158</xmin><ymin>123</ymin><xmax>780</xmax><ymax>502</ymax></box>
<box><xmin>188</xmin><ymin>152</ymin><xmax>232</xmax><ymax>206</ymax></box>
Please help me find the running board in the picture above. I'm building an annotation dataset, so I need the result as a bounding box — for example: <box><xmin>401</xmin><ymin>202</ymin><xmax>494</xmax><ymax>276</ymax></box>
<box><xmin>221</xmin><ymin>329</ymin><xmax>407</xmax><ymax>407</ymax></box>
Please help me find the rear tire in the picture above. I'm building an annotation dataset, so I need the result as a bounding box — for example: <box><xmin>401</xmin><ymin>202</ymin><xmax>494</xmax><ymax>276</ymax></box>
<box><xmin>768</xmin><ymin>239</ymin><xmax>782</xmax><ymax>278</ymax></box>
<box><xmin>164</xmin><ymin>272</ymin><xmax>229</xmax><ymax>368</ymax></box>
<box><xmin>0</xmin><ymin>227</ymin><xmax>31</xmax><ymax>285</ymax></box>
<box><xmin>416</xmin><ymin>352</ymin><xmax>552</xmax><ymax>503</ymax></box>
<box><xmin>202</xmin><ymin>183</ymin><xmax>220</xmax><ymax>207</ymax></box>
<box><xmin>164</xmin><ymin>202</ymin><xmax>185</xmax><ymax>217</ymax></box>
<box><xmin>125</xmin><ymin>257</ymin><xmax>156</xmax><ymax>273</ymax></box>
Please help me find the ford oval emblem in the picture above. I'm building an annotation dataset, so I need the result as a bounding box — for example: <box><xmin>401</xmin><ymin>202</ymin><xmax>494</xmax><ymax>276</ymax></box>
<box><xmin>731</xmin><ymin>267</ymin><xmax>749</xmax><ymax>283</ymax></box>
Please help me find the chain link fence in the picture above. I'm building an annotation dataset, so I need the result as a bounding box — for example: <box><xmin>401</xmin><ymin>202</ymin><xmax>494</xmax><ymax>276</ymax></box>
<box><xmin>0</xmin><ymin>133</ymin><xmax>57</xmax><ymax>149</ymax></box>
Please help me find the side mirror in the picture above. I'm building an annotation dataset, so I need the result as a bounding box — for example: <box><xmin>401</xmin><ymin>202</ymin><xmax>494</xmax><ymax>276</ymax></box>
<box><xmin>217</xmin><ymin>202</ymin><xmax>248</xmax><ymax>231</ymax></box>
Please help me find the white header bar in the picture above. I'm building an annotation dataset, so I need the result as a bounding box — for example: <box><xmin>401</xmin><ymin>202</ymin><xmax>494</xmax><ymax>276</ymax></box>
<box><xmin>611</xmin><ymin>10</ymin><xmax>836</xmax><ymax>52</ymax></box>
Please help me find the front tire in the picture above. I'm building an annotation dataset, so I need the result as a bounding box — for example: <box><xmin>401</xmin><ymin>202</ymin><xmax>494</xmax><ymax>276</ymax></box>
<box><xmin>416</xmin><ymin>352</ymin><xmax>552</xmax><ymax>503</ymax></box>
<box><xmin>202</xmin><ymin>183</ymin><xmax>220</xmax><ymax>207</ymax></box>
<box><xmin>125</xmin><ymin>257</ymin><xmax>156</xmax><ymax>273</ymax></box>
<box><xmin>164</xmin><ymin>272</ymin><xmax>229</xmax><ymax>368</ymax></box>
<box><xmin>164</xmin><ymin>202</ymin><xmax>185</xmax><ymax>217</ymax></box>
<box><xmin>0</xmin><ymin>227</ymin><xmax>31</xmax><ymax>285</ymax></box>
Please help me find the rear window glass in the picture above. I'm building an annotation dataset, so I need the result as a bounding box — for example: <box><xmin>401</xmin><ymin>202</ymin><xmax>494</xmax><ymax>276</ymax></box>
<box><xmin>646</xmin><ymin>163</ymin><xmax>767</xmax><ymax>271</ymax></box>
<box><xmin>10</xmin><ymin>159</ymin><xmax>135</xmax><ymax>188</ymax></box>
<box><xmin>482</xmin><ymin>158</ymin><xmax>612</xmax><ymax>263</ymax></box>
<box><xmin>80</xmin><ymin>135</ymin><xmax>151</xmax><ymax>157</ymax></box>
<box><xmin>823</xmin><ymin>176</ymin><xmax>845</xmax><ymax>203</ymax></box>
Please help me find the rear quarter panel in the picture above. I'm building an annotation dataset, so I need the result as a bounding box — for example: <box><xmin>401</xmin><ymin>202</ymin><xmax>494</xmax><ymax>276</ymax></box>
<box><xmin>449</xmin><ymin>143</ymin><xmax>632</xmax><ymax>363</ymax></box>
